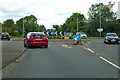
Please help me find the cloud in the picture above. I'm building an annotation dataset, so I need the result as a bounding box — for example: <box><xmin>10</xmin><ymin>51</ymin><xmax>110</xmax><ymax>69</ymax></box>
<box><xmin>0</xmin><ymin>0</ymin><xmax>119</xmax><ymax>29</ymax></box>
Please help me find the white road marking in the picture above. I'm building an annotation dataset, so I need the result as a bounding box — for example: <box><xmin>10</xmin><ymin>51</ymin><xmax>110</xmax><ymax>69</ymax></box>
<box><xmin>62</xmin><ymin>45</ymin><xmax>72</xmax><ymax>48</ymax></box>
<box><xmin>83</xmin><ymin>47</ymin><xmax>95</xmax><ymax>53</ymax></box>
<box><xmin>100</xmin><ymin>56</ymin><xmax>120</xmax><ymax>70</ymax></box>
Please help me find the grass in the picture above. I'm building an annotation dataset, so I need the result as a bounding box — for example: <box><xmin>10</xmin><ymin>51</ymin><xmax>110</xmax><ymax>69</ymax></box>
<box><xmin>87</xmin><ymin>37</ymin><xmax>104</xmax><ymax>39</ymax></box>
<box><xmin>10</xmin><ymin>36</ymin><xmax>22</xmax><ymax>38</ymax></box>
<box><xmin>12</xmin><ymin>38</ymin><xmax>89</xmax><ymax>42</ymax></box>
<box><xmin>12</xmin><ymin>39</ymin><xmax>24</xmax><ymax>41</ymax></box>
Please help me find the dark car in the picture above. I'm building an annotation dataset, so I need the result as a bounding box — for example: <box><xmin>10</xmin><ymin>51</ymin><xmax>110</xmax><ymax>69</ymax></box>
<box><xmin>104</xmin><ymin>33</ymin><xmax>119</xmax><ymax>44</ymax></box>
<box><xmin>24</xmin><ymin>32</ymin><xmax>48</xmax><ymax>48</ymax></box>
<box><xmin>1</xmin><ymin>33</ymin><xmax>10</xmax><ymax>40</ymax></box>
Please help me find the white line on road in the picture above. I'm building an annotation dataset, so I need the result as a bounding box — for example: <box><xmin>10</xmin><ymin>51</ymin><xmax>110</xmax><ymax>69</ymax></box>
<box><xmin>83</xmin><ymin>47</ymin><xmax>95</xmax><ymax>53</ymax></box>
<box><xmin>62</xmin><ymin>45</ymin><xmax>72</xmax><ymax>48</ymax></box>
<box><xmin>83</xmin><ymin>47</ymin><xmax>120</xmax><ymax>70</ymax></box>
<box><xmin>100</xmin><ymin>56</ymin><xmax>120</xmax><ymax>70</ymax></box>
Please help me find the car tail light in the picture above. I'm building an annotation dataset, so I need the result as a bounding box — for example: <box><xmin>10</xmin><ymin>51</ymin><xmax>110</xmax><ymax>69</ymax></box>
<box><xmin>30</xmin><ymin>35</ymin><xmax>33</xmax><ymax>38</ymax></box>
<box><xmin>7</xmin><ymin>35</ymin><xmax>9</xmax><ymax>37</ymax></box>
<box><xmin>45</xmin><ymin>35</ymin><xmax>47</xmax><ymax>38</ymax></box>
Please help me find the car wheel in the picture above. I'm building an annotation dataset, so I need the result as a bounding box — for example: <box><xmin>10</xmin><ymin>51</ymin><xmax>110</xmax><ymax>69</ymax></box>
<box><xmin>45</xmin><ymin>45</ymin><xmax>48</xmax><ymax>48</ymax></box>
<box><xmin>27</xmin><ymin>41</ymin><xmax>30</xmax><ymax>48</ymax></box>
<box><xmin>24</xmin><ymin>43</ymin><xmax>27</xmax><ymax>47</ymax></box>
<box><xmin>104</xmin><ymin>41</ymin><xmax>106</xmax><ymax>43</ymax></box>
<box><xmin>116</xmin><ymin>41</ymin><xmax>119</xmax><ymax>45</ymax></box>
<box><xmin>8</xmin><ymin>39</ymin><xmax>10</xmax><ymax>41</ymax></box>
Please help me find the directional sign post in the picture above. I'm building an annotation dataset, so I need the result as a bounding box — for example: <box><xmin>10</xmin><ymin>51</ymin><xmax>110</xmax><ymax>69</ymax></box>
<box><xmin>5</xmin><ymin>29</ymin><xmax>7</xmax><ymax>32</ymax></box>
<box><xmin>47</xmin><ymin>32</ymin><xmax>49</xmax><ymax>35</ymax></box>
<box><xmin>55</xmin><ymin>31</ymin><xmax>57</xmax><ymax>39</ymax></box>
<box><xmin>73</xmin><ymin>35</ymin><xmax>81</xmax><ymax>45</ymax></box>
<box><xmin>51</xmin><ymin>31</ymin><xmax>55</xmax><ymax>40</ymax></box>
<box><xmin>97</xmin><ymin>28</ymin><xmax>103</xmax><ymax>37</ymax></box>
<box><xmin>15</xmin><ymin>31</ymin><xmax>19</xmax><ymax>32</ymax></box>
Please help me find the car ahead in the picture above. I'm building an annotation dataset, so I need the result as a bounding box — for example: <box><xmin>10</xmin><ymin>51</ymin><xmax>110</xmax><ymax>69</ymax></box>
<box><xmin>104</xmin><ymin>33</ymin><xmax>119</xmax><ymax>44</ymax></box>
<box><xmin>81</xmin><ymin>33</ymin><xmax>87</xmax><ymax>39</ymax></box>
<box><xmin>24</xmin><ymin>32</ymin><xmax>48</xmax><ymax>48</ymax></box>
<box><xmin>1</xmin><ymin>33</ymin><xmax>10</xmax><ymax>40</ymax></box>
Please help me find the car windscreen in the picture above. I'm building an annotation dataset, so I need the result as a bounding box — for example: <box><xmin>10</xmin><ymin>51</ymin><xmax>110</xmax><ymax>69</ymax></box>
<box><xmin>106</xmin><ymin>34</ymin><xmax>118</xmax><ymax>37</ymax></box>
<box><xmin>31</xmin><ymin>33</ymin><xmax>45</xmax><ymax>37</ymax></box>
<box><xmin>2</xmin><ymin>34</ymin><xmax>8</xmax><ymax>37</ymax></box>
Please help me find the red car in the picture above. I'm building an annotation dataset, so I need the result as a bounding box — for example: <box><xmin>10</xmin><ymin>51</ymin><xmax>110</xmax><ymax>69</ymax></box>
<box><xmin>24</xmin><ymin>32</ymin><xmax>48</xmax><ymax>48</ymax></box>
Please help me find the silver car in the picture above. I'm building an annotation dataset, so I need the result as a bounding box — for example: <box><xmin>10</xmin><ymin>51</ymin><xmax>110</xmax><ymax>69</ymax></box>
<box><xmin>104</xmin><ymin>33</ymin><xmax>119</xmax><ymax>44</ymax></box>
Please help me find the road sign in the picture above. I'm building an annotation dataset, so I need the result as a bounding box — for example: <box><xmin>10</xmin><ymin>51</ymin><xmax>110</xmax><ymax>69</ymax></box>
<box><xmin>55</xmin><ymin>31</ymin><xmax>57</xmax><ymax>35</ymax></box>
<box><xmin>51</xmin><ymin>31</ymin><xmax>55</xmax><ymax>36</ymax></box>
<box><xmin>60</xmin><ymin>31</ymin><xmax>62</xmax><ymax>35</ymax></box>
<box><xmin>15</xmin><ymin>31</ymin><xmax>19</xmax><ymax>32</ymax></box>
<box><xmin>73</xmin><ymin>35</ymin><xmax>80</xmax><ymax>41</ymax></box>
<box><xmin>97</xmin><ymin>28</ymin><xmax>103</xmax><ymax>32</ymax></box>
<box><xmin>47</xmin><ymin>32</ymin><xmax>49</xmax><ymax>35</ymax></box>
<box><xmin>5</xmin><ymin>29</ymin><xmax>7</xmax><ymax>31</ymax></box>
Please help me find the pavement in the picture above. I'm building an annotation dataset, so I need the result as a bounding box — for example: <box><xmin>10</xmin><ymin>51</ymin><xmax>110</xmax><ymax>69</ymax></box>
<box><xmin>2</xmin><ymin>41</ymin><xmax>119</xmax><ymax>78</ymax></box>
<box><xmin>1</xmin><ymin>40</ymin><xmax>25</xmax><ymax>69</ymax></box>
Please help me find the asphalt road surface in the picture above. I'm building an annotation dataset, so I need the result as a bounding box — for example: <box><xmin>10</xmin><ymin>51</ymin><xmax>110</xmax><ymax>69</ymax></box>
<box><xmin>2</xmin><ymin>39</ymin><xmax>119</xmax><ymax>78</ymax></box>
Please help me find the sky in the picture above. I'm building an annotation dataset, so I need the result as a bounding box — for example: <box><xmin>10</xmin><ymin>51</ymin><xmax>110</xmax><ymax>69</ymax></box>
<box><xmin>0</xmin><ymin>0</ymin><xmax>119</xmax><ymax>29</ymax></box>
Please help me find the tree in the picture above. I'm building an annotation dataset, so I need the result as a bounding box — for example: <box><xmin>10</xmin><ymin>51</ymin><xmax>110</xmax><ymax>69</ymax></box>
<box><xmin>61</xmin><ymin>13</ymin><xmax>87</xmax><ymax>34</ymax></box>
<box><xmin>87</xmin><ymin>1</ymin><xmax>118</xmax><ymax>37</ymax></box>
<box><xmin>11</xmin><ymin>24</ymin><xmax>21</xmax><ymax>36</ymax></box>
<box><xmin>0</xmin><ymin>22</ymin><xmax>2</xmax><ymax>33</ymax></box>
<box><xmin>2</xmin><ymin>19</ymin><xmax>14</xmax><ymax>28</ymax></box>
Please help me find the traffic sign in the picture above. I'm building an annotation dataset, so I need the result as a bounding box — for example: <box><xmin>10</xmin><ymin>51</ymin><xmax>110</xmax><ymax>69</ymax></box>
<box><xmin>60</xmin><ymin>31</ymin><xmax>62</xmax><ymax>35</ymax></box>
<box><xmin>55</xmin><ymin>31</ymin><xmax>57</xmax><ymax>35</ymax></box>
<box><xmin>5</xmin><ymin>29</ymin><xmax>7</xmax><ymax>31</ymax></box>
<box><xmin>47</xmin><ymin>32</ymin><xmax>49</xmax><ymax>35</ymax></box>
<box><xmin>97</xmin><ymin>28</ymin><xmax>103</xmax><ymax>32</ymax></box>
<box><xmin>73</xmin><ymin>35</ymin><xmax>80</xmax><ymax>41</ymax></box>
<box><xmin>15</xmin><ymin>31</ymin><xmax>19</xmax><ymax>32</ymax></box>
<box><xmin>51</xmin><ymin>31</ymin><xmax>55</xmax><ymax>35</ymax></box>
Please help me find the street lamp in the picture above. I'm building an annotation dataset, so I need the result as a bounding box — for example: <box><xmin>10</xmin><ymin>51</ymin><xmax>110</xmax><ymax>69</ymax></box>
<box><xmin>99</xmin><ymin>0</ymin><xmax>102</xmax><ymax>37</ymax></box>
<box><xmin>23</xmin><ymin>12</ymin><xmax>29</xmax><ymax>37</ymax></box>
<box><xmin>77</xmin><ymin>16</ymin><xmax>81</xmax><ymax>35</ymax></box>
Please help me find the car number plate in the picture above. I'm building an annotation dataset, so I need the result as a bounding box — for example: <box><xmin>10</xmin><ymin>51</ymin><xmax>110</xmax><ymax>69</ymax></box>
<box><xmin>3</xmin><ymin>37</ymin><xmax>6</xmax><ymax>38</ymax></box>
<box><xmin>36</xmin><ymin>39</ymin><xmax>42</xmax><ymax>40</ymax></box>
<box><xmin>111</xmin><ymin>39</ymin><xmax>115</xmax><ymax>41</ymax></box>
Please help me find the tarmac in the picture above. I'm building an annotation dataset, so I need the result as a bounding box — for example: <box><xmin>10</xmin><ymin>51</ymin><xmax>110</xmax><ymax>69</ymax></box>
<box><xmin>2</xmin><ymin>41</ymin><xmax>25</xmax><ymax>69</ymax></box>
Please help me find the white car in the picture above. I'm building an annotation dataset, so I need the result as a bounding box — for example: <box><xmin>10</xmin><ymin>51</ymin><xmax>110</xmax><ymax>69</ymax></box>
<box><xmin>104</xmin><ymin>33</ymin><xmax>119</xmax><ymax>44</ymax></box>
<box><xmin>81</xmin><ymin>34</ymin><xmax>87</xmax><ymax>39</ymax></box>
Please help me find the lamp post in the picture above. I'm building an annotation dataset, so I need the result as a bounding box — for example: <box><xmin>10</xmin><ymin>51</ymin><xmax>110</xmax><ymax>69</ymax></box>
<box><xmin>23</xmin><ymin>12</ymin><xmax>29</xmax><ymax>37</ymax></box>
<box><xmin>77</xmin><ymin>16</ymin><xmax>78</xmax><ymax>33</ymax></box>
<box><xmin>99</xmin><ymin>0</ymin><xmax>102</xmax><ymax>37</ymax></box>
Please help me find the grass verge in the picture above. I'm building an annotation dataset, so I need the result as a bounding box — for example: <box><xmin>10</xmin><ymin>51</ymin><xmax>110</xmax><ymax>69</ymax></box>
<box><xmin>12</xmin><ymin>39</ymin><xmax>89</xmax><ymax>42</ymax></box>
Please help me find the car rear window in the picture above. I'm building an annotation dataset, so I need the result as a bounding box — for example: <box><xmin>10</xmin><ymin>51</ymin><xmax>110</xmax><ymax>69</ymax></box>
<box><xmin>2</xmin><ymin>34</ymin><xmax>8</xmax><ymax>37</ymax></box>
<box><xmin>34</xmin><ymin>35</ymin><xmax>45</xmax><ymax>37</ymax></box>
<box><xmin>107</xmin><ymin>34</ymin><xmax>117</xmax><ymax>37</ymax></box>
<box><xmin>31</xmin><ymin>33</ymin><xmax>45</xmax><ymax>37</ymax></box>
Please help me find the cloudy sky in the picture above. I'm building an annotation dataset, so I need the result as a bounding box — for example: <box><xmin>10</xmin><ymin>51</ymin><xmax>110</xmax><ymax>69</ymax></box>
<box><xmin>0</xmin><ymin>0</ymin><xmax>119</xmax><ymax>29</ymax></box>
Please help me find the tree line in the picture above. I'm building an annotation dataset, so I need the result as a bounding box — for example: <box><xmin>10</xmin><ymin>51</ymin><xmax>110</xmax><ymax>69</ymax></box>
<box><xmin>0</xmin><ymin>1</ymin><xmax>120</xmax><ymax>37</ymax></box>
<box><xmin>1</xmin><ymin>15</ymin><xmax>46</xmax><ymax>36</ymax></box>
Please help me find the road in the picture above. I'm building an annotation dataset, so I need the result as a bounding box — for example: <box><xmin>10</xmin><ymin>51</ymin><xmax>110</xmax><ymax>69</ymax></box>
<box><xmin>88</xmin><ymin>39</ymin><xmax>119</xmax><ymax>65</ymax></box>
<box><xmin>2</xmin><ymin>39</ymin><xmax>119</xmax><ymax>78</ymax></box>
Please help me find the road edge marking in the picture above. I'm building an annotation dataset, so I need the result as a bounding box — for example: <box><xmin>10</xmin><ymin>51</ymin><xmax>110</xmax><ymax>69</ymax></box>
<box><xmin>84</xmin><ymin>47</ymin><xmax>95</xmax><ymax>53</ymax></box>
<box><xmin>100</xmin><ymin>56</ymin><xmax>120</xmax><ymax>70</ymax></box>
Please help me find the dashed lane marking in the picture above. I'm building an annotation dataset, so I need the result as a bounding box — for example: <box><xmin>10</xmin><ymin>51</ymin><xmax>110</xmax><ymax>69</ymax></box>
<box><xmin>100</xmin><ymin>56</ymin><xmax>120</xmax><ymax>70</ymax></box>
<box><xmin>83</xmin><ymin>47</ymin><xmax>120</xmax><ymax>70</ymax></box>
<box><xmin>83</xmin><ymin>47</ymin><xmax>95</xmax><ymax>53</ymax></box>
<box><xmin>62</xmin><ymin>45</ymin><xmax>72</xmax><ymax>48</ymax></box>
